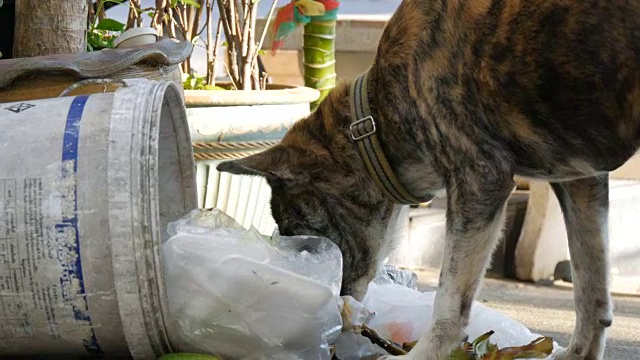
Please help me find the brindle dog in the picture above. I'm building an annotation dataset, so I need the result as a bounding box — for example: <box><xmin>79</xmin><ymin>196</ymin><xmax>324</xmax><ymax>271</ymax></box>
<box><xmin>217</xmin><ymin>0</ymin><xmax>640</xmax><ymax>359</ymax></box>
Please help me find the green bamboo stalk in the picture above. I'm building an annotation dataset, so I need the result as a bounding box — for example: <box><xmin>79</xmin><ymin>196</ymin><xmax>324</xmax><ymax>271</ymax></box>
<box><xmin>302</xmin><ymin>19</ymin><xmax>336</xmax><ymax>111</ymax></box>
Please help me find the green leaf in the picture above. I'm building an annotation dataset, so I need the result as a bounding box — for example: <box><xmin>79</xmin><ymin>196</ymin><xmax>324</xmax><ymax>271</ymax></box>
<box><xmin>179</xmin><ymin>0</ymin><xmax>201</xmax><ymax>8</ymax></box>
<box><xmin>87</xmin><ymin>31</ymin><xmax>104</xmax><ymax>48</ymax></box>
<box><xmin>170</xmin><ymin>0</ymin><xmax>178</xmax><ymax>6</ymax></box>
<box><xmin>182</xmin><ymin>74</ymin><xmax>195</xmax><ymax>89</ymax></box>
<box><xmin>105</xmin><ymin>36</ymin><xmax>116</xmax><ymax>48</ymax></box>
<box><xmin>95</xmin><ymin>18</ymin><xmax>125</xmax><ymax>32</ymax></box>
<box><xmin>203</xmin><ymin>85</ymin><xmax>227</xmax><ymax>90</ymax></box>
<box><xmin>472</xmin><ymin>331</ymin><xmax>495</xmax><ymax>348</ymax></box>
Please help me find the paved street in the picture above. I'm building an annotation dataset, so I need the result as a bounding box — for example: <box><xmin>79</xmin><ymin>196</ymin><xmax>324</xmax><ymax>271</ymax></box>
<box><xmin>415</xmin><ymin>269</ymin><xmax>640</xmax><ymax>360</ymax></box>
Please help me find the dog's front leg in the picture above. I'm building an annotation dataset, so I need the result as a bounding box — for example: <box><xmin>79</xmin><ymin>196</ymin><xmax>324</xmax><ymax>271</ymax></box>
<box><xmin>380</xmin><ymin>166</ymin><xmax>515</xmax><ymax>360</ymax></box>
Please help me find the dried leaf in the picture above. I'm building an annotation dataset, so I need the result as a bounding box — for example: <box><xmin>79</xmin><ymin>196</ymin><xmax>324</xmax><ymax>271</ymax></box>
<box><xmin>475</xmin><ymin>338</ymin><xmax>499</xmax><ymax>359</ymax></box>
<box><xmin>402</xmin><ymin>340</ymin><xmax>417</xmax><ymax>352</ymax></box>
<box><xmin>449</xmin><ymin>346</ymin><xmax>474</xmax><ymax>360</ymax></box>
<box><xmin>493</xmin><ymin>336</ymin><xmax>554</xmax><ymax>359</ymax></box>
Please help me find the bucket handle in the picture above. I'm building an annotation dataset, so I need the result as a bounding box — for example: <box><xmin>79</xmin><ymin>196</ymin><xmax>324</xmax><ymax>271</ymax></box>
<box><xmin>59</xmin><ymin>78</ymin><xmax>129</xmax><ymax>97</ymax></box>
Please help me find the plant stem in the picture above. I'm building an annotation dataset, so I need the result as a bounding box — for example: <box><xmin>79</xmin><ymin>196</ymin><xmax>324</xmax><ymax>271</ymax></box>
<box><xmin>91</xmin><ymin>0</ymin><xmax>105</xmax><ymax>31</ymax></box>
<box><xmin>187</xmin><ymin>0</ymin><xmax>205</xmax><ymax>41</ymax></box>
<box><xmin>98</xmin><ymin>0</ymin><xmax>106</xmax><ymax>21</ymax></box>
<box><xmin>185</xmin><ymin>3</ymin><xmax>196</xmax><ymax>40</ymax></box>
<box><xmin>233</xmin><ymin>0</ymin><xmax>244</xmax><ymax>42</ymax></box>
<box><xmin>231</xmin><ymin>0</ymin><xmax>244</xmax><ymax>87</ymax></box>
<box><xmin>251</xmin><ymin>0</ymin><xmax>278</xmax><ymax>71</ymax></box>
<box><xmin>167</xmin><ymin>6</ymin><xmax>177</xmax><ymax>38</ymax></box>
<box><xmin>211</xmin><ymin>19</ymin><xmax>223</xmax><ymax>86</ymax></box>
<box><xmin>207</xmin><ymin>1</ymin><xmax>223</xmax><ymax>86</ymax></box>
<box><xmin>126</xmin><ymin>0</ymin><xmax>141</xmax><ymax>29</ymax></box>
<box><xmin>360</xmin><ymin>324</ymin><xmax>408</xmax><ymax>356</ymax></box>
<box><xmin>88</xmin><ymin>1</ymin><xmax>96</xmax><ymax>30</ymax></box>
<box><xmin>260</xmin><ymin>70</ymin><xmax>268</xmax><ymax>89</ymax></box>
<box><xmin>218</xmin><ymin>0</ymin><xmax>241</xmax><ymax>87</ymax></box>
<box><xmin>179</xmin><ymin>3</ymin><xmax>188</xmax><ymax>37</ymax></box>
<box><xmin>241</xmin><ymin>0</ymin><xmax>258</xmax><ymax>89</ymax></box>
<box><xmin>151</xmin><ymin>0</ymin><xmax>166</xmax><ymax>35</ymax></box>
<box><xmin>206</xmin><ymin>0</ymin><xmax>214</xmax><ymax>84</ymax></box>
<box><xmin>241</xmin><ymin>0</ymin><xmax>250</xmax><ymax>58</ymax></box>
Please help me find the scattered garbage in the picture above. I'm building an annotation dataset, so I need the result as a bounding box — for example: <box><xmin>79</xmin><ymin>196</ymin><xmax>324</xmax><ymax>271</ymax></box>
<box><xmin>334</xmin><ymin>281</ymin><xmax>558</xmax><ymax>360</ymax></box>
<box><xmin>162</xmin><ymin>209</ymin><xmax>558</xmax><ymax>360</ymax></box>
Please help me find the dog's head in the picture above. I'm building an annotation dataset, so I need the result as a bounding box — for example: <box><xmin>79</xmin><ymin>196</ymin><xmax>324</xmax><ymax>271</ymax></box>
<box><xmin>216</xmin><ymin>84</ymin><xmax>397</xmax><ymax>299</ymax></box>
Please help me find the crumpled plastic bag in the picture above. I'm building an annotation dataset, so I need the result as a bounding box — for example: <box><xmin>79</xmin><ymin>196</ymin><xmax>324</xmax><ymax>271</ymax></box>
<box><xmin>372</xmin><ymin>263</ymin><xmax>419</xmax><ymax>290</ymax></box>
<box><xmin>162</xmin><ymin>209</ymin><xmax>343</xmax><ymax>360</ymax></box>
<box><xmin>334</xmin><ymin>281</ymin><xmax>559</xmax><ymax>360</ymax></box>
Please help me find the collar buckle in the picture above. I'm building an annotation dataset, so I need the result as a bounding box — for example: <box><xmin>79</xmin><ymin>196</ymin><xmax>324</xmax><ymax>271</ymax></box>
<box><xmin>349</xmin><ymin>116</ymin><xmax>376</xmax><ymax>141</ymax></box>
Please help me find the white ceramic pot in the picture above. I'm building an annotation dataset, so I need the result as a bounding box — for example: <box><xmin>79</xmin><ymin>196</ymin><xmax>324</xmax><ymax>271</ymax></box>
<box><xmin>113</xmin><ymin>27</ymin><xmax>158</xmax><ymax>49</ymax></box>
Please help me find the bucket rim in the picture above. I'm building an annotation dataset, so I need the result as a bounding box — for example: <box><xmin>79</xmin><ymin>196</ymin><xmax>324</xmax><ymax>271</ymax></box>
<box><xmin>108</xmin><ymin>78</ymin><xmax>196</xmax><ymax>358</ymax></box>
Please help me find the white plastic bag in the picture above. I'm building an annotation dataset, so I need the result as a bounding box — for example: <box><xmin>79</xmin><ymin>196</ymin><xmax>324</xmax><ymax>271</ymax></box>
<box><xmin>162</xmin><ymin>209</ymin><xmax>343</xmax><ymax>360</ymax></box>
<box><xmin>335</xmin><ymin>282</ymin><xmax>559</xmax><ymax>360</ymax></box>
<box><xmin>372</xmin><ymin>264</ymin><xmax>419</xmax><ymax>290</ymax></box>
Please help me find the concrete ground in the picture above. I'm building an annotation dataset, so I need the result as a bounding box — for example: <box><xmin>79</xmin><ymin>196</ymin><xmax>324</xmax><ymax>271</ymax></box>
<box><xmin>415</xmin><ymin>269</ymin><xmax>640</xmax><ymax>360</ymax></box>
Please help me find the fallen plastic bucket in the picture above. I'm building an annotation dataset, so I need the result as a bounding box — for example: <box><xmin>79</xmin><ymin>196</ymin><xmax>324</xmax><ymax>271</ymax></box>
<box><xmin>0</xmin><ymin>79</ymin><xmax>197</xmax><ymax>358</ymax></box>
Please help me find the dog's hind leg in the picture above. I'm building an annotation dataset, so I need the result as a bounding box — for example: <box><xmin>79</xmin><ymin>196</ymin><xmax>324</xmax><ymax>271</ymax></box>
<box><xmin>550</xmin><ymin>175</ymin><xmax>612</xmax><ymax>360</ymax></box>
<box><xmin>380</xmin><ymin>165</ymin><xmax>515</xmax><ymax>360</ymax></box>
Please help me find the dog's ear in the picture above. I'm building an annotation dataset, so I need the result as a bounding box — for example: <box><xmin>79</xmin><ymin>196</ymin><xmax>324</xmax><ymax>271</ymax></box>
<box><xmin>216</xmin><ymin>145</ymin><xmax>298</xmax><ymax>181</ymax></box>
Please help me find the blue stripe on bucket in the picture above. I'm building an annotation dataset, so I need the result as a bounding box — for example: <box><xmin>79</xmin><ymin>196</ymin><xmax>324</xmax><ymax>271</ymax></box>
<box><xmin>55</xmin><ymin>95</ymin><xmax>102</xmax><ymax>355</ymax></box>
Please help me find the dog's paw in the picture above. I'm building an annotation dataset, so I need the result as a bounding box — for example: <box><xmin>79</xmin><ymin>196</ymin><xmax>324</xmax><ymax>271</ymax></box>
<box><xmin>550</xmin><ymin>327</ymin><xmax>606</xmax><ymax>360</ymax></box>
<box><xmin>551</xmin><ymin>346</ymin><xmax>602</xmax><ymax>360</ymax></box>
<box><xmin>551</xmin><ymin>347</ymin><xmax>579</xmax><ymax>360</ymax></box>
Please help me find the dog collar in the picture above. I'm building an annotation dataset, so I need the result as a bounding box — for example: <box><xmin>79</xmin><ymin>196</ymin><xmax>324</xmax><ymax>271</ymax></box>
<box><xmin>348</xmin><ymin>71</ymin><xmax>434</xmax><ymax>205</ymax></box>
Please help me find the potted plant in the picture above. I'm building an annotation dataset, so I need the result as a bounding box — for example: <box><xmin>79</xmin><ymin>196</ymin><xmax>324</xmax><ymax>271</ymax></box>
<box><xmin>114</xmin><ymin>0</ymin><xmax>319</xmax><ymax>233</ymax></box>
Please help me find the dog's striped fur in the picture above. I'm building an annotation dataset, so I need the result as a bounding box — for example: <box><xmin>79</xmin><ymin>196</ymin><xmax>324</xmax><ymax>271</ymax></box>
<box><xmin>218</xmin><ymin>0</ymin><xmax>640</xmax><ymax>358</ymax></box>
